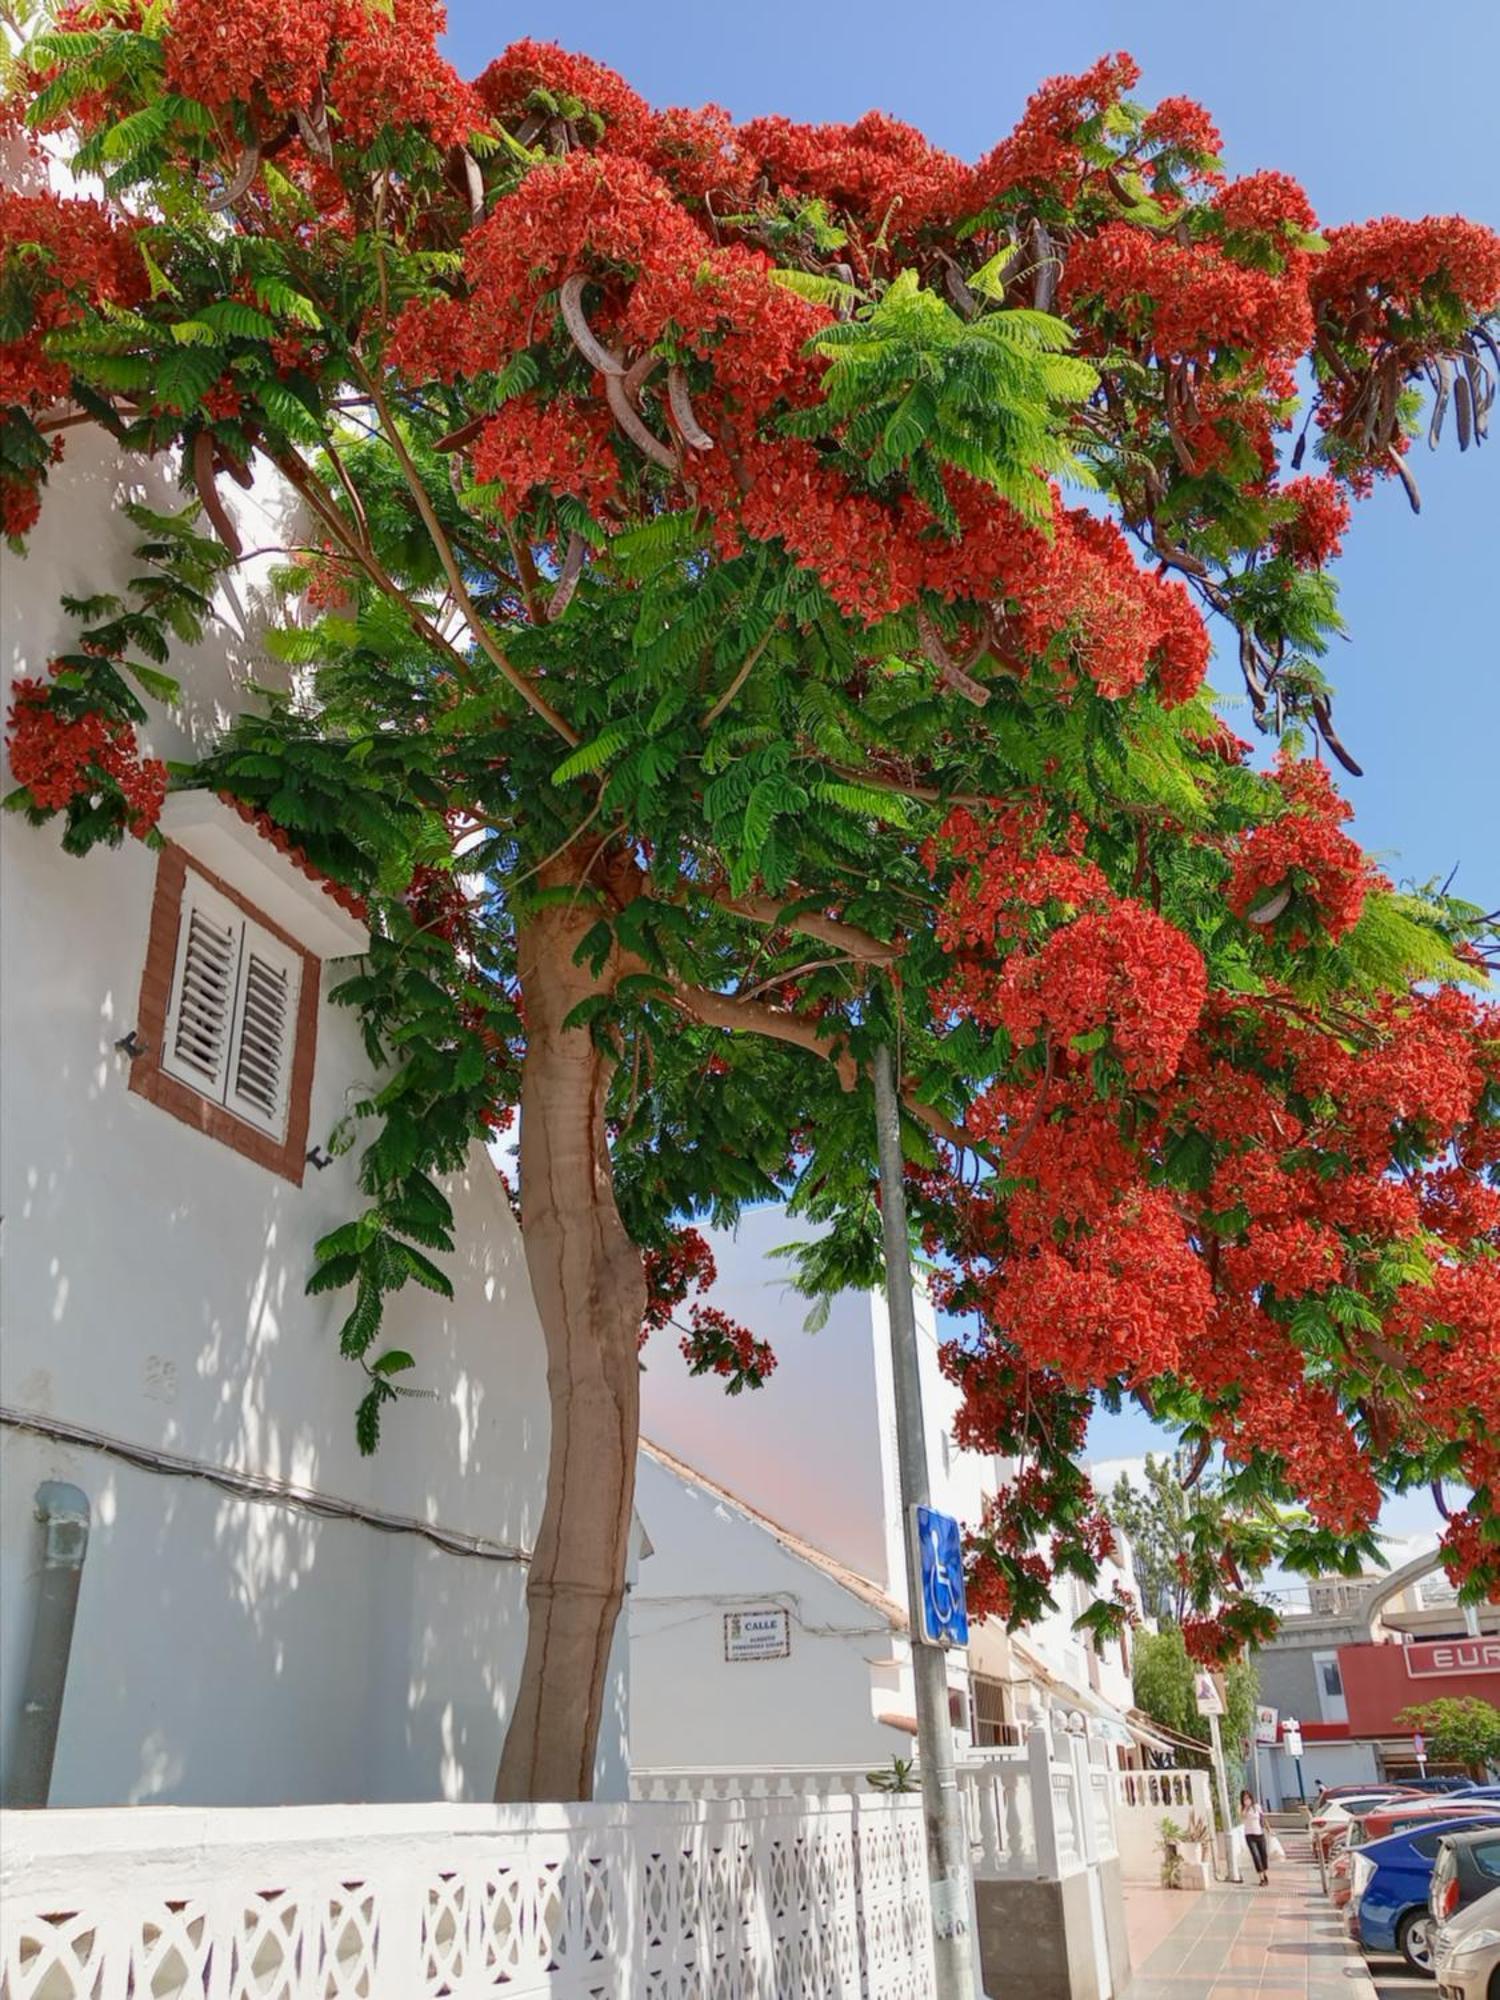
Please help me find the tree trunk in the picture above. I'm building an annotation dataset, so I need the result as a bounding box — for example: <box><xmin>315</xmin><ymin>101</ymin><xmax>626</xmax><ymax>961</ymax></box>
<box><xmin>494</xmin><ymin>864</ymin><xmax>646</xmax><ymax>1802</ymax></box>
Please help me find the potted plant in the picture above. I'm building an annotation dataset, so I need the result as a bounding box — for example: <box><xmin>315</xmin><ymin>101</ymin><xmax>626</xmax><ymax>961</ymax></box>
<box><xmin>1177</xmin><ymin>1813</ymin><xmax>1211</xmax><ymax>1865</ymax></box>
<box><xmin>1159</xmin><ymin>1817</ymin><xmax>1184</xmax><ymax>1889</ymax></box>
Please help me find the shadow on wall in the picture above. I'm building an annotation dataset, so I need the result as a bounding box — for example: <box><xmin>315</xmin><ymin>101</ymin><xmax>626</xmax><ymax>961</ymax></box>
<box><xmin>1</xmin><ymin>447</ymin><xmax>555</xmax><ymax>1808</ymax></box>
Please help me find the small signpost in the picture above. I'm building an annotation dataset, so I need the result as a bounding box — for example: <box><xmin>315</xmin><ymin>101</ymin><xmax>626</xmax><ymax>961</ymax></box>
<box><xmin>723</xmin><ymin>1608</ymin><xmax>791</xmax><ymax>1663</ymax></box>
<box><xmin>1414</xmin><ymin>1729</ymin><xmax>1427</xmax><ymax>1778</ymax></box>
<box><xmin>911</xmin><ymin>1504</ymin><xmax>970</xmax><ymax>1649</ymax></box>
<box><xmin>1194</xmin><ymin>1672</ymin><xmax>1241</xmax><ymax>1882</ymax></box>
<box><xmin>1192</xmin><ymin>1671</ymin><xmax>1225</xmax><ymax>1717</ymax></box>
<box><xmin>1252</xmin><ymin>1705</ymin><xmax>1278</xmax><ymax>1814</ymax></box>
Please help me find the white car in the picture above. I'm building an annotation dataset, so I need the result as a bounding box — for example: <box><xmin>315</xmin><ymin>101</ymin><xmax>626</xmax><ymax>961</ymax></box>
<box><xmin>1433</xmin><ymin>1883</ymin><xmax>1500</xmax><ymax>2000</ymax></box>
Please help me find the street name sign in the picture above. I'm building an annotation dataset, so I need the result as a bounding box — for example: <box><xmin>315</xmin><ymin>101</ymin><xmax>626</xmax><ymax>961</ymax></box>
<box><xmin>723</xmin><ymin>1608</ymin><xmax>791</xmax><ymax>1662</ymax></box>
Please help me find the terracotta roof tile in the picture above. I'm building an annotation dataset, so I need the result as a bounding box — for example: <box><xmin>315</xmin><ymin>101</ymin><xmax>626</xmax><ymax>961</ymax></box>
<box><xmin>216</xmin><ymin>793</ymin><xmax>369</xmax><ymax>923</ymax></box>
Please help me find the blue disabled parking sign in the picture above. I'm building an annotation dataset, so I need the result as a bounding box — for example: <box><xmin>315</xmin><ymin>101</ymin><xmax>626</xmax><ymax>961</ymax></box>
<box><xmin>913</xmin><ymin>1504</ymin><xmax>969</xmax><ymax>1648</ymax></box>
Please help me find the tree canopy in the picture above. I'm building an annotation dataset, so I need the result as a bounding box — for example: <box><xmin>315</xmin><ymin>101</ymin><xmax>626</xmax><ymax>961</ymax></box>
<box><xmin>3</xmin><ymin>8</ymin><xmax>1498</xmax><ymax>1794</ymax></box>
<box><xmin>1396</xmin><ymin>1696</ymin><xmax>1500</xmax><ymax>1777</ymax></box>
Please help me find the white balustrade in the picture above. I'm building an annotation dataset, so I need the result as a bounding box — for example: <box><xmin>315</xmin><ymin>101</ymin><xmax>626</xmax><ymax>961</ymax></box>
<box><xmin>1107</xmin><ymin>1765</ymin><xmax>1216</xmax><ymax>1881</ymax></box>
<box><xmin>0</xmin><ymin>1793</ymin><xmax>936</xmax><ymax>2000</ymax></box>
<box><xmin>630</xmin><ymin>1727</ymin><xmax>1156</xmax><ymax>1894</ymax></box>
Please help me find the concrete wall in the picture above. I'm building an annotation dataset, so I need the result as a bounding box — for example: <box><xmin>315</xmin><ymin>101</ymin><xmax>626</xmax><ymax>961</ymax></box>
<box><xmin>0</xmin><ymin>442</ymin><xmax>624</xmax><ymax>1804</ymax></box>
<box><xmin>975</xmin><ymin>1858</ymin><xmax>1130</xmax><ymax>2000</ymax></box>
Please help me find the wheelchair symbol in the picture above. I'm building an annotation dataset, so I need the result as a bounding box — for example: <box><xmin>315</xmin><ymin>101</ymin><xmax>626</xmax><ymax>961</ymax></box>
<box><xmin>915</xmin><ymin>1505</ymin><xmax>969</xmax><ymax>1648</ymax></box>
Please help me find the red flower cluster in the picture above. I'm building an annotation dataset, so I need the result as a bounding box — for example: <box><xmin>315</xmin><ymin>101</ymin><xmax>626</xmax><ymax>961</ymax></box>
<box><xmin>0</xmin><ymin>189</ymin><xmax>145</xmax><ymax>409</ymax></box>
<box><xmin>1060</xmin><ymin>222</ymin><xmax>1314</xmax><ymax>368</ymax></box>
<box><xmin>6</xmin><ymin>676</ymin><xmax>167</xmax><ymax>838</ymax></box>
<box><xmin>477</xmin><ymin>40</ymin><xmax>755</xmax><ymax>212</ymax></box>
<box><xmin>641</xmin><ymin>1225</ymin><xmax>718</xmax><ymax>1337</ymax></box>
<box><xmin>741</xmin><ymin>108</ymin><xmax>971</xmax><ymax>237</ymax></box>
<box><xmin>1228</xmin><ymin>754</ymin><xmax>1371</xmax><ymax>945</ymax></box>
<box><xmin>1271</xmin><ymin>475</ymin><xmax>1351</xmax><ymax>568</ymax></box>
<box><xmin>1311</xmin><ymin>215</ymin><xmax>1500</xmax><ymax>337</ymax></box>
<box><xmin>472</xmin><ymin>397</ymin><xmax>620</xmax><ymax>522</ymax></box>
<box><xmin>162</xmin><ymin>0</ymin><xmax>482</xmax><ymax>146</ymax></box>
<box><xmin>970</xmin><ymin>53</ymin><xmax>1143</xmax><ymax>209</ymax></box>
<box><xmin>989</xmin><ymin>901</ymin><xmax>1208</xmax><ymax>1088</ymax></box>
<box><xmin>679</xmin><ymin>1305</ymin><xmax>777</xmax><ymax>1393</ymax></box>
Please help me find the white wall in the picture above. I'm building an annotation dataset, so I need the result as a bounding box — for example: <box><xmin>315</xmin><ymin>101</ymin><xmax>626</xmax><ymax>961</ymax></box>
<box><xmin>639</xmin><ymin>1206</ymin><xmax>893</xmax><ymax>1586</ymax></box>
<box><xmin>640</xmin><ymin>1205</ymin><xmax>1002</xmax><ymax>1601</ymax></box>
<box><xmin>629</xmin><ymin>1449</ymin><xmax>910</xmax><ymax>1771</ymax></box>
<box><xmin>0</xmin><ymin>442</ymin><xmax>622</xmax><ymax>1805</ymax></box>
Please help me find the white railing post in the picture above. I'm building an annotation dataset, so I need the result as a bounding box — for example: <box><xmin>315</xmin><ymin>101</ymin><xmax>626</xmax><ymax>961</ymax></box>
<box><xmin>1028</xmin><ymin>1722</ymin><xmax>1060</xmax><ymax>1877</ymax></box>
<box><xmin>1068</xmin><ymin>1736</ymin><xmax>1098</xmax><ymax>1866</ymax></box>
<box><xmin>974</xmin><ymin>1766</ymin><xmax>1003</xmax><ymax>1875</ymax></box>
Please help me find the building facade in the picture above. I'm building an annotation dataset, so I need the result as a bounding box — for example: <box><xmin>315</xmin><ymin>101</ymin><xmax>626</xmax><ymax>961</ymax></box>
<box><xmin>0</xmin><ymin>439</ymin><xmax>631</xmax><ymax>1807</ymax></box>
<box><xmin>630</xmin><ymin>1203</ymin><xmax>1147</xmax><ymax>1775</ymax></box>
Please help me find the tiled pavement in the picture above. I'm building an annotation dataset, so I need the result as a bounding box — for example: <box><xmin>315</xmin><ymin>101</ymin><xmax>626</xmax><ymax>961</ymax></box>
<box><xmin>1123</xmin><ymin>1843</ymin><xmax>1379</xmax><ymax>2000</ymax></box>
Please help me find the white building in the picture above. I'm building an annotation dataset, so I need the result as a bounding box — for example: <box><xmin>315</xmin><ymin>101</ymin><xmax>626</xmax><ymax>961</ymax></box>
<box><xmin>630</xmin><ymin>1204</ymin><xmax>1147</xmax><ymax>1777</ymax></box>
<box><xmin>0</xmin><ymin>437</ymin><xmax>630</xmax><ymax>1807</ymax></box>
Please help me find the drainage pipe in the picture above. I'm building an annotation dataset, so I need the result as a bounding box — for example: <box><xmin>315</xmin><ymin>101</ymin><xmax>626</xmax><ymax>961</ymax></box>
<box><xmin>4</xmin><ymin>1481</ymin><xmax>91</xmax><ymax>1807</ymax></box>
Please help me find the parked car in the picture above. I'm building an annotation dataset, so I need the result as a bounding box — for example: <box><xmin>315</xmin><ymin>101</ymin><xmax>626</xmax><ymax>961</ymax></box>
<box><xmin>1352</xmin><ymin>1804</ymin><xmax>1500</xmax><ymax>1856</ymax></box>
<box><xmin>1349</xmin><ymin>1818</ymin><xmax>1500</xmax><ymax>1975</ymax></box>
<box><xmin>1316</xmin><ymin>1789</ymin><xmax>1424</xmax><ymax>1859</ymax></box>
<box><xmin>1432</xmin><ymin>1827</ymin><xmax>1500</xmax><ymax>1928</ymax></box>
<box><xmin>1431</xmin><ymin>1883</ymin><xmax>1500</xmax><ymax>2000</ymax></box>
<box><xmin>1317</xmin><ymin>1782</ymin><xmax>1417</xmax><ymax>1809</ymax></box>
<box><xmin>1331</xmin><ymin>1807</ymin><xmax>1500</xmax><ymax>1910</ymax></box>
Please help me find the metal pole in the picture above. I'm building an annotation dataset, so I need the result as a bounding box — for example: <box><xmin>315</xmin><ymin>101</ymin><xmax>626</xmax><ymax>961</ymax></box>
<box><xmin>872</xmin><ymin>1044</ymin><xmax>982</xmax><ymax>1998</ymax></box>
<box><xmin>3</xmin><ymin>1482</ymin><xmax>91</xmax><ymax>1807</ymax></box>
<box><xmin>1207</xmin><ymin>1710</ymin><xmax>1243</xmax><ymax>1883</ymax></box>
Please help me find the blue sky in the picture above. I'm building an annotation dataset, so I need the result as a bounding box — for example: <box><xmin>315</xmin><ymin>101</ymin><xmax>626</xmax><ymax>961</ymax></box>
<box><xmin>445</xmin><ymin>3</ymin><xmax>1499</xmax><ymax>1548</ymax></box>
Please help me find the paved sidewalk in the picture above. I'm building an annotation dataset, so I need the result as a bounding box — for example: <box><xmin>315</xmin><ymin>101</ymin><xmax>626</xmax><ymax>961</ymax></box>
<box><xmin>1124</xmin><ymin>1844</ymin><xmax>1378</xmax><ymax>2000</ymax></box>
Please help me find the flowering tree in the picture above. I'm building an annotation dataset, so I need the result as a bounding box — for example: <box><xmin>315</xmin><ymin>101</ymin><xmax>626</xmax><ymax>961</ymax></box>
<box><xmin>4</xmin><ymin>14</ymin><xmax>1499</xmax><ymax>1800</ymax></box>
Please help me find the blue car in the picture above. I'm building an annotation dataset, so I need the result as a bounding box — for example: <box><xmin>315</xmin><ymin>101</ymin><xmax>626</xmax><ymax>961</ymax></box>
<box><xmin>1349</xmin><ymin>1817</ymin><xmax>1500</xmax><ymax>1975</ymax></box>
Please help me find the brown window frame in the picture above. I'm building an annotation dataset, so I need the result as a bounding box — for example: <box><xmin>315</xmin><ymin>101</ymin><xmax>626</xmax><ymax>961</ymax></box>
<box><xmin>129</xmin><ymin>843</ymin><xmax>320</xmax><ymax>1185</ymax></box>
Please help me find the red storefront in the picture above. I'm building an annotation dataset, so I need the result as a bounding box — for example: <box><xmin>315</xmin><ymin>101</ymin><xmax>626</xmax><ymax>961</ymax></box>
<box><xmin>1337</xmin><ymin>1636</ymin><xmax>1500</xmax><ymax>1770</ymax></box>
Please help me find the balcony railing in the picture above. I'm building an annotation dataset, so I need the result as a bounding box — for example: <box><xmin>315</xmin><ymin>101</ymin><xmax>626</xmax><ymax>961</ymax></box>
<box><xmin>0</xmin><ymin>1793</ymin><xmax>935</xmax><ymax>2000</ymax></box>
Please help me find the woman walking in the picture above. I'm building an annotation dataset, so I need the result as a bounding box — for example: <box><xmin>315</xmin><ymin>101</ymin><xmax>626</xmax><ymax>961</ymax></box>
<box><xmin>1242</xmin><ymin>1789</ymin><xmax>1270</xmax><ymax>1885</ymax></box>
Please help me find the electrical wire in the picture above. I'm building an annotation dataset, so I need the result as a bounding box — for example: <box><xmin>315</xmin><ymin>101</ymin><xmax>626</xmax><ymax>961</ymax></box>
<box><xmin>0</xmin><ymin>1405</ymin><xmax>530</xmax><ymax>1565</ymax></box>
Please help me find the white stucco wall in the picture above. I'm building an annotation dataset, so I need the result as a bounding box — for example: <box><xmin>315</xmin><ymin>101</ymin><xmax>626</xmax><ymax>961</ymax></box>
<box><xmin>634</xmin><ymin>1208</ymin><xmax>992</xmax><ymax>1767</ymax></box>
<box><xmin>0</xmin><ymin>442</ymin><xmax>623</xmax><ymax>1805</ymax></box>
<box><xmin>639</xmin><ymin>1205</ymin><xmax>1002</xmax><ymax>1600</ymax></box>
<box><xmin>639</xmin><ymin>1206</ymin><xmax>893</xmax><ymax>1586</ymax></box>
<box><xmin>629</xmin><ymin>1449</ymin><xmax>911</xmax><ymax>1771</ymax></box>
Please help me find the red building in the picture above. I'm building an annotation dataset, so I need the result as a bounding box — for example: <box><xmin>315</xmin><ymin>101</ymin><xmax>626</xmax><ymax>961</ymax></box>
<box><xmin>1340</xmin><ymin>1637</ymin><xmax>1500</xmax><ymax>1755</ymax></box>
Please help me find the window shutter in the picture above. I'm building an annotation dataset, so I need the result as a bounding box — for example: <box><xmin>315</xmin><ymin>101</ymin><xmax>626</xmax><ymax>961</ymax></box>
<box><xmin>160</xmin><ymin>879</ymin><xmax>241</xmax><ymax>1104</ymax></box>
<box><xmin>224</xmin><ymin>917</ymin><xmax>301</xmax><ymax>1139</ymax></box>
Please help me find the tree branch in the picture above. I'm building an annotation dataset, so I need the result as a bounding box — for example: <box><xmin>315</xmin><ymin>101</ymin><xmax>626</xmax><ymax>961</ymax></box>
<box><xmin>702</xmin><ymin>620</ymin><xmax>781</xmax><ymax>727</ymax></box>
<box><xmin>713</xmin><ymin>890</ymin><xmax>903</xmax><ymax>965</ymax></box>
<box><xmin>666</xmin><ymin>979</ymin><xmax>991</xmax><ymax>1166</ymax></box>
<box><xmin>355</xmin><ymin>367</ymin><xmax>579</xmax><ymax>745</ymax></box>
<box><xmin>666</xmin><ymin>982</ymin><xmax>860</xmax><ymax>1087</ymax></box>
<box><xmin>274</xmin><ymin>449</ymin><xmax>490</xmax><ymax>696</ymax></box>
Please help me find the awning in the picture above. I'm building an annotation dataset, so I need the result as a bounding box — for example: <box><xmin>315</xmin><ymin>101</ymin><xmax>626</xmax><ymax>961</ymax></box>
<box><xmin>1126</xmin><ymin>1713</ymin><xmax>1184</xmax><ymax>1758</ymax></box>
<box><xmin>1009</xmin><ymin>1633</ymin><xmax>1153</xmax><ymax>1749</ymax></box>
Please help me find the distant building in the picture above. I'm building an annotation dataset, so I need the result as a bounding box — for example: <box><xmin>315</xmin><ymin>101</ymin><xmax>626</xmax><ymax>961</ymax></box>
<box><xmin>1253</xmin><ymin>1549</ymin><xmax>1500</xmax><ymax>1798</ymax></box>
